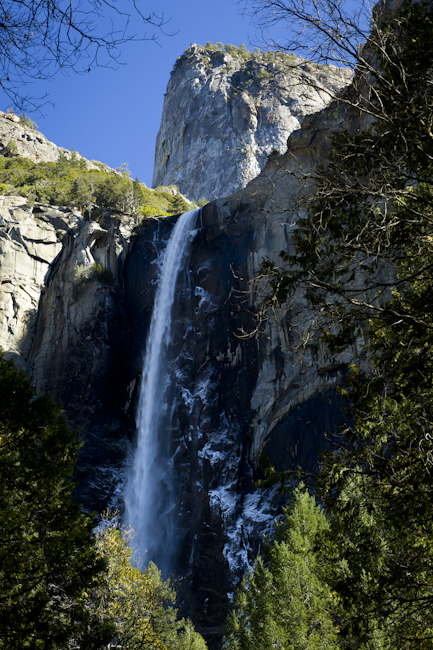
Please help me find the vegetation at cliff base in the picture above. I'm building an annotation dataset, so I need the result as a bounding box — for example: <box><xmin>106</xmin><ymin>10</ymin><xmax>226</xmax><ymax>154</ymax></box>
<box><xmin>94</xmin><ymin>516</ymin><xmax>207</xmax><ymax>650</ymax></box>
<box><xmin>0</xmin><ymin>152</ymin><xmax>191</xmax><ymax>218</ymax></box>
<box><xmin>224</xmin><ymin>485</ymin><xmax>338</xmax><ymax>650</ymax></box>
<box><xmin>0</xmin><ymin>354</ymin><xmax>207</xmax><ymax>650</ymax></box>
<box><xmin>225</xmin><ymin>0</ymin><xmax>433</xmax><ymax>648</ymax></box>
<box><xmin>0</xmin><ymin>353</ymin><xmax>113</xmax><ymax>649</ymax></box>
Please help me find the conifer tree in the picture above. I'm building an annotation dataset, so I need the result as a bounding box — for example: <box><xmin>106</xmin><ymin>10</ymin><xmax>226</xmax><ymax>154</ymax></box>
<box><xmin>0</xmin><ymin>354</ymin><xmax>114</xmax><ymax>649</ymax></box>
<box><xmin>255</xmin><ymin>1</ymin><xmax>433</xmax><ymax>646</ymax></box>
<box><xmin>169</xmin><ymin>191</ymin><xmax>190</xmax><ymax>215</ymax></box>
<box><xmin>224</xmin><ymin>485</ymin><xmax>338</xmax><ymax>650</ymax></box>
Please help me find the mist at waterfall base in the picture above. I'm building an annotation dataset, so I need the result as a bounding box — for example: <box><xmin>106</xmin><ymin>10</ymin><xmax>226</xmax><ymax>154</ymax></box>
<box><xmin>124</xmin><ymin>209</ymin><xmax>200</xmax><ymax>576</ymax></box>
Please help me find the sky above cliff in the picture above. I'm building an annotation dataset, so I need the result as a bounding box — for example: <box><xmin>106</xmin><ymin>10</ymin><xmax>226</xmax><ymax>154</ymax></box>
<box><xmin>0</xmin><ymin>0</ymin><xmax>363</xmax><ymax>187</ymax></box>
<box><xmin>0</xmin><ymin>0</ymin><xmax>260</xmax><ymax>186</ymax></box>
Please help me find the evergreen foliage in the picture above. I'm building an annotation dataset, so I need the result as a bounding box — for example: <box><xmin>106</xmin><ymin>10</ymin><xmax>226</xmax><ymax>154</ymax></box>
<box><xmin>169</xmin><ymin>191</ymin><xmax>191</xmax><ymax>215</ymax></box>
<box><xmin>0</xmin><ymin>355</ymin><xmax>207</xmax><ymax>649</ymax></box>
<box><xmin>18</xmin><ymin>113</ymin><xmax>39</xmax><ymax>131</ymax></box>
<box><xmin>0</xmin><ymin>154</ymin><xmax>189</xmax><ymax>218</ymax></box>
<box><xmin>174</xmin><ymin>41</ymin><xmax>301</xmax><ymax>80</ymax></box>
<box><xmin>224</xmin><ymin>485</ymin><xmax>338</xmax><ymax>650</ymax></box>
<box><xmin>3</xmin><ymin>139</ymin><xmax>17</xmax><ymax>157</ymax></box>
<box><xmin>91</xmin><ymin>263</ymin><xmax>116</xmax><ymax>288</ymax></box>
<box><xmin>257</xmin><ymin>1</ymin><xmax>433</xmax><ymax>647</ymax></box>
<box><xmin>0</xmin><ymin>354</ymin><xmax>114</xmax><ymax>649</ymax></box>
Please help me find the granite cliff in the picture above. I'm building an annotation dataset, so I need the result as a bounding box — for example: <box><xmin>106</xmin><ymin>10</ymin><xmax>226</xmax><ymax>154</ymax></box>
<box><xmin>0</xmin><ymin>110</ymin><xmax>104</xmax><ymax>168</ymax></box>
<box><xmin>0</xmin><ymin>83</ymin><xmax>364</xmax><ymax>647</ymax></box>
<box><xmin>0</xmin><ymin>46</ymin><xmax>370</xmax><ymax>648</ymax></box>
<box><xmin>152</xmin><ymin>43</ymin><xmax>352</xmax><ymax>201</ymax></box>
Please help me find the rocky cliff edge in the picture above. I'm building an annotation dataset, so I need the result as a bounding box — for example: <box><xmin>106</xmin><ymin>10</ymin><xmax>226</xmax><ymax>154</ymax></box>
<box><xmin>152</xmin><ymin>44</ymin><xmax>352</xmax><ymax>201</ymax></box>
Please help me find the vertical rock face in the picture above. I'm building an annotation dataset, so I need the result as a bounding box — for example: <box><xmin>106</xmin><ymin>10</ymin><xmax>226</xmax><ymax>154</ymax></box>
<box><xmin>152</xmin><ymin>44</ymin><xmax>352</xmax><ymax>201</ymax></box>
<box><xmin>0</xmin><ymin>55</ymin><xmax>368</xmax><ymax>648</ymax></box>
<box><xmin>0</xmin><ymin>197</ymin><xmax>64</xmax><ymax>369</ymax></box>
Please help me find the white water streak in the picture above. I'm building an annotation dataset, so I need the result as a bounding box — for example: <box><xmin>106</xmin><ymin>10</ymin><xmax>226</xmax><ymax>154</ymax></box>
<box><xmin>124</xmin><ymin>209</ymin><xmax>199</xmax><ymax>572</ymax></box>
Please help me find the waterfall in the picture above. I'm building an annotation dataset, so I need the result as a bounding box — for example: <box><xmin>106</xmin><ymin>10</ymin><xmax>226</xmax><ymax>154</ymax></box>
<box><xmin>124</xmin><ymin>208</ymin><xmax>200</xmax><ymax>574</ymax></box>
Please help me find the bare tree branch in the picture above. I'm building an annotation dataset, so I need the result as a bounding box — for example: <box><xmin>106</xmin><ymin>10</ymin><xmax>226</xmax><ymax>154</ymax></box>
<box><xmin>0</xmin><ymin>0</ymin><xmax>170</xmax><ymax>111</ymax></box>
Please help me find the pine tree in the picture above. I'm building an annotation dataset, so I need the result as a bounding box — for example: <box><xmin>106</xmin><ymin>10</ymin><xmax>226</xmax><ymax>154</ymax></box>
<box><xmin>169</xmin><ymin>190</ymin><xmax>190</xmax><ymax>215</ymax></box>
<box><xmin>0</xmin><ymin>354</ymin><xmax>114</xmax><ymax>649</ymax></box>
<box><xmin>224</xmin><ymin>485</ymin><xmax>338</xmax><ymax>650</ymax></box>
<box><xmin>70</xmin><ymin>176</ymin><xmax>93</xmax><ymax>212</ymax></box>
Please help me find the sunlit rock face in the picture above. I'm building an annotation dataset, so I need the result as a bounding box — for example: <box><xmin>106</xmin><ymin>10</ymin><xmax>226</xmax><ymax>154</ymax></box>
<box><xmin>0</xmin><ymin>65</ymin><xmax>366</xmax><ymax>648</ymax></box>
<box><xmin>0</xmin><ymin>194</ymin><xmax>138</xmax><ymax>509</ymax></box>
<box><xmin>0</xmin><ymin>197</ymin><xmax>63</xmax><ymax>369</ymax></box>
<box><xmin>0</xmin><ymin>111</ymin><xmax>105</xmax><ymax>168</ymax></box>
<box><xmin>152</xmin><ymin>44</ymin><xmax>352</xmax><ymax>201</ymax></box>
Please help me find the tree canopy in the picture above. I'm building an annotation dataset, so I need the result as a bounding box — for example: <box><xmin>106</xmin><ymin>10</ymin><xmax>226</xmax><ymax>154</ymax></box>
<box><xmin>0</xmin><ymin>153</ymin><xmax>189</xmax><ymax>218</ymax></box>
<box><xmin>224</xmin><ymin>485</ymin><xmax>338</xmax><ymax>650</ymax></box>
<box><xmin>0</xmin><ymin>354</ymin><xmax>208</xmax><ymax>649</ymax></box>
<box><xmin>239</xmin><ymin>0</ymin><xmax>433</xmax><ymax>647</ymax></box>
<box><xmin>0</xmin><ymin>353</ymin><xmax>114</xmax><ymax>649</ymax></box>
<box><xmin>94</xmin><ymin>515</ymin><xmax>207</xmax><ymax>650</ymax></box>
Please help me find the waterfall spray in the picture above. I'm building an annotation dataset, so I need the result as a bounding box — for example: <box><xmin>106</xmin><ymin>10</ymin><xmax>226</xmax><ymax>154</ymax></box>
<box><xmin>124</xmin><ymin>209</ymin><xmax>200</xmax><ymax>574</ymax></box>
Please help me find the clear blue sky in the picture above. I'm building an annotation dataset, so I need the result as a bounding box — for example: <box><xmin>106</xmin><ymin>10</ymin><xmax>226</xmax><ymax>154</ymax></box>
<box><xmin>0</xmin><ymin>0</ymin><xmax>265</xmax><ymax>186</ymax></box>
<box><xmin>0</xmin><ymin>0</ymin><xmax>364</xmax><ymax>187</ymax></box>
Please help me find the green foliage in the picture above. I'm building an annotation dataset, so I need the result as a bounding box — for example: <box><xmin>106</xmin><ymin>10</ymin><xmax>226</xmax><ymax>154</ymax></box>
<box><xmin>90</xmin><ymin>159</ymin><xmax>110</xmax><ymax>171</ymax></box>
<box><xmin>0</xmin><ymin>154</ymin><xmax>186</xmax><ymax>218</ymax></box>
<box><xmin>224</xmin><ymin>485</ymin><xmax>338</xmax><ymax>650</ymax></box>
<box><xmin>3</xmin><ymin>139</ymin><xmax>17</xmax><ymax>156</ymax></box>
<box><xmin>175</xmin><ymin>619</ymin><xmax>208</xmax><ymax>650</ymax></box>
<box><xmin>26</xmin><ymin>191</ymin><xmax>36</xmax><ymax>209</ymax></box>
<box><xmin>169</xmin><ymin>191</ymin><xmax>191</xmax><ymax>215</ymax></box>
<box><xmin>196</xmin><ymin>42</ymin><xmax>299</xmax><ymax>67</ymax></box>
<box><xmin>73</xmin><ymin>263</ymin><xmax>92</xmax><ymax>285</ymax></box>
<box><xmin>222</xmin><ymin>43</ymin><xmax>253</xmax><ymax>61</ymax></box>
<box><xmin>70</xmin><ymin>176</ymin><xmax>93</xmax><ymax>210</ymax></box>
<box><xmin>257</xmin><ymin>67</ymin><xmax>272</xmax><ymax>79</ymax></box>
<box><xmin>73</xmin><ymin>263</ymin><xmax>116</xmax><ymax>294</ymax></box>
<box><xmin>94</xmin><ymin>516</ymin><xmax>207</xmax><ymax>650</ymax></box>
<box><xmin>0</xmin><ymin>354</ymin><xmax>113</xmax><ymax>649</ymax></box>
<box><xmin>19</xmin><ymin>114</ymin><xmax>38</xmax><ymax>131</ymax></box>
<box><xmin>258</xmin><ymin>1</ymin><xmax>433</xmax><ymax>647</ymax></box>
<box><xmin>91</xmin><ymin>262</ymin><xmax>116</xmax><ymax>288</ymax></box>
<box><xmin>204</xmin><ymin>41</ymin><xmax>223</xmax><ymax>52</ymax></box>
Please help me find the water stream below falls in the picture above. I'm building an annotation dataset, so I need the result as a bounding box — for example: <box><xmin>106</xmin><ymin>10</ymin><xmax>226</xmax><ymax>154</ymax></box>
<box><xmin>124</xmin><ymin>208</ymin><xmax>200</xmax><ymax>574</ymax></box>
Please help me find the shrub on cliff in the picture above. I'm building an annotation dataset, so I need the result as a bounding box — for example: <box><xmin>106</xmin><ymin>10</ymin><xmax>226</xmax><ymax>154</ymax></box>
<box><xmin>91</xmin><ymin>262</ymin><xmax>116</xmax><ymax>288</ymax></box>
<box><xmin>72</xmin><ymin>263</ymin><xmax>116</xmax><ymax>297</ymax></box>
<box><xmin>3</xmin><ymin>139</ymin><xmax>17</xmax><ymax>157</ymax></box>
<box><xmin>18</xmin><ymin>113</ymin><xmax>38</xmax><ymax>131</ymax></box>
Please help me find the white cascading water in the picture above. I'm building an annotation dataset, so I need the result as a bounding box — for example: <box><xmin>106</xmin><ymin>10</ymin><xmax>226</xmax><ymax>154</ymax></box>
<box><xmin>124</xmin><ymin>208</ymin><xmax>200</xmax><ymax>574</ymax></box>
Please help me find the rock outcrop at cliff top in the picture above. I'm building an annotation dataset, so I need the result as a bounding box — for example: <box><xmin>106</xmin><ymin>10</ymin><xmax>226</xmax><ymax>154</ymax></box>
<box><xmin>152</xmin><ymin>44</ymin><xmax>352</xmax><ymax>201</ymax></box>
<box><xmin>0</xmin><ymin>111</ymin><xmax>105</xmax><ymax>169</ymax></box>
